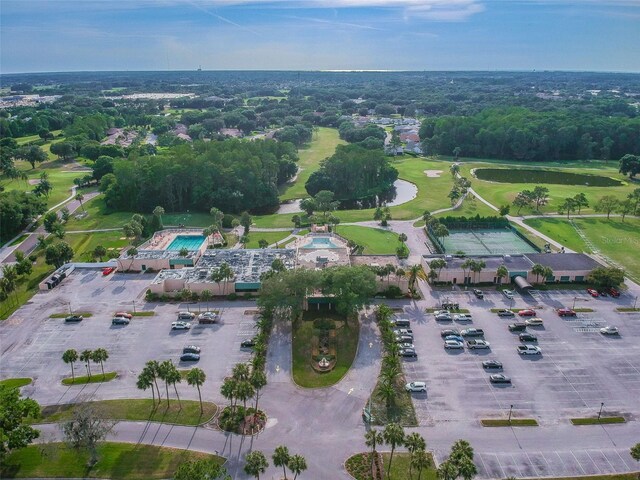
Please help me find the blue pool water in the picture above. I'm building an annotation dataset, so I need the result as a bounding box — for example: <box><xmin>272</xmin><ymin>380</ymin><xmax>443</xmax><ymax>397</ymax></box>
<box><xmin>167</xmin><ymin>235</ymin><xmax>206</xmax><ymax>251</ymax></box>
<box><xmin>303</xmin><ymin>236</ymin><xmax>339</xmax><ymax>249</ymax></box>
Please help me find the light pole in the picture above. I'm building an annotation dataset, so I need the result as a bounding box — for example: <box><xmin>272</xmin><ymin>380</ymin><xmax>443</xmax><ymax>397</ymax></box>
<box><xmin>572</xmin><ymin>296</ymin><xmax>577</xmax><ymax>310</ymax></box>
<box><xmin>68</xmin><ymin>302</ymin><xmax>72</xmax><ymax>315</ymax></box>
<box><xmin>598</xmin><ymin>402</ymin><xmax>604</xmax><ymax>421</ymax></box>
<box><xmin>132</xmin><ymin>301</ymin><xmax>136</xmax><ymax>314</ymax></box>
<box><xmin>508</xmin><ymin>404</ymin><xmax>513</xmax><ymax>424</ymax></box>
<box><xmin>634</xmin><ymin>296</ymin><xmax>638</xmax><ymax>310</ymax></box>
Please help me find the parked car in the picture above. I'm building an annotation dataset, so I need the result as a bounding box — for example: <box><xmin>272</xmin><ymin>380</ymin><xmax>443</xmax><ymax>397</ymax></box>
<box><xmin>490</xmin><ymin>374</ymin><xmax>512</xmax><ymax>384</ymax></box>
<box><xmin>432</xmin><ymin>310</ymin><xmax>451</xmax><ymax>316</ymax></box>
<box><xmin>391</xmin><ymin>318</ymin><xmax>411</xmax><ymax>328</ymax></box>
<box><xmin>399</xmin><ymin>342</ymin><xmax>415</xmax><ymax>349</ymax></box>
<box><xmin>586</xmin><ymin>288</ymin><xmax>599</xmax><ymax>297</ymax></box>
<box><xmin>444</xmin><ymin>340</ymin><xmax>464</xmax><ymax>349</ymax></box>
<box><xmin>508</xmin><ymin>323</ymin><xmax>527</xmax><ymax>332</ymax></box>
<box><xmin>395</xmin><ymin>334</ymin><xmax>414</xmax><ymax>343</ymax></box>
<box><xmin>607</xmin><ymin>287</ymin><xmax>620</xmax><ymax>298</ymax></box>
<box><xmin>460</xmin><ymin>328</ymin><xmax>484</xmax><ymax>337</ymax></box>
<box><xmin>400</xmin><ymin>348</ymin><xmax>417</xmax><ymax>358</ymax></box>
<box><xmin>177</xmin><ymin>312</ymin><xmax>196</xmax><ymax>320</ymax></box>
<box><xmin>180</xmin><ymin>353</ymin><xmax>200</xmax><ymax>362</ymax></box>
<box><xmin>467</xmin><ymin>339</ymin><xmax>491</xmax><ymax>349</ymax></box>
<box><xmin>473</xmin><ymin>289</ymin><xmax>484</xmax><ymax>299</ymax></box>
<box><xmin>502</xmin><ymin>289</ymin><xmax>515</xmax><ymax>299</ymax></box>
<box><xmin>183</xmin><ymin>345</ymin><xmax>201</xmax><ymax>354</ymax></box>
<box><xmin>241</xmin><ymin>338</ymin><xmax>256</xmax><ymax>348</ymax></box>
<box><xmin>517</xmin><ymin>345</ymin><xmax>542</xmax><ymax>355</ymax></box>
<box><xmin>65</xmin><ymin>315</ymin><xmax>83</xmax><ymax>323</ymax></box>
<box><xmin>518</xmin><ymin>309</ymin><xmax>536</xmax><ymax>317</ymax></box>
<box><xmin>557</xmin><ymin>308</ymin><xmax>576</xmax><ymax>317</ymax></box>
<box><xmin>198</xmin><ymin>312</ymin><xmax>219</xmax><ymax>324</ymax></box>
<box><xmin>453</xmin><ymin>313</ymin><xmax>473</xmax><ymax>322</ymax></box>
<box><xmin>393</xmin><ymin>328</ymin><xmax>413</xmax><ymax>336</ymax></box>
<box><xmin>482</xmin><ymin>360</ymin><xmax>503</xmax><ymax>370</ymax></box>
<box><xmin>102</xmin><ymin>266</ymin><xmax>116</xmax><ymax>276</ymax></box>
<box><xmin>525</xmin><ymin>318</ymin><xmax>544</xmax><ymax>326</ymax></box>
<box><xmin>435</xmin><ymin>313</ymin><xmax>453</xmax><ymax>321</ymax></box>
<box><xmin>600</xmin><ymin>326</ymin><xmax>619</xmax><ymax>335</ymax></box>
<box><xmin>440</xmin><ymin>329</ymin><xmax>460</xmax><ymax>338</ymax></box>
<box><xmin>405</xmin><ymin>381</ymin><xmax>427</xmax><ymax>393</ymax></box>
<box><xmin>114</xmin><ymin>312</ymin><xmax>133</xmax><ymax>319</ymax></box>
<box><xmin>111</xmin><ymin>317</ymin><xmax>130</xmax><ymax>325</ymax></box>
<box><xmin>171</xmin><ymin>321</ymin><xmax>191</xmax><ymax>330</ymax></box>
<box><xmin>496</xmin><ymin>309</ymin><xmax>515</xmax><ymax>317</ymax></box>
<box><xmin>597</xmin><ymin>289</ymin><xmax>608</xmax><ymax>297</ymax></box>
<box><xmin>519</xmin><ymin>333</ymin><xmax>537</xmax><ymax>342</ymax></box>
<box><xmin>445</xmin><ymin>335</ymin><xmax>464</xmax><ymax>343</ymax></box>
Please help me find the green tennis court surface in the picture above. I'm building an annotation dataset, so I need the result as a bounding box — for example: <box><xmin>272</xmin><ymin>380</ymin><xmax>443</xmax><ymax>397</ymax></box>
<box><xmin>442</xmin><ymin>229</ymin><xmax>538</xmax><ymax>255</ymax></box>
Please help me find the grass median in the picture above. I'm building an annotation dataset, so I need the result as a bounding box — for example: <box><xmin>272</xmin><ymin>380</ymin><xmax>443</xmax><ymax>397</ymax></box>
<box><xmin>571</xmin><ymin>417</ymin><xmax>626</xmax><ymax>425</ymax></box>
<box><xmin>49</xmin><ymin>312</ymin><xmax>93</xmax><ymax>318</ymax></box>
<box><xmin>61</xmin><ymin>372</ymin><xmax>117</xmax><ymax>386</ymax></box>
<box><xmin>0</xmin><ymin>378</ymin><xmax>32</xmax><ymax>389</ymax></box>
<box><xmin>481</xmin><ymin>418</ymin><xmax>539</xmax><ymax>427</ymax></box>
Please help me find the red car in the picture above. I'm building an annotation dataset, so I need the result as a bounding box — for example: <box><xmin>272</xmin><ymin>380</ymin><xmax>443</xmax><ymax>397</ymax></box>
<box><xmin>557</xmin><ymin>308</ymin><xmax>576</xmax><ymax>317</ymax></box>
<box><xmin>102</xmin><ymin>267</ymin><xmax>116</xmax><ymax>276</ymax></box>
<box><xmin>518</xmin><ymin>309</ymin><xmax>536</xmax><ymax>317</ymax></box>
<box><xmin>607</xmin><ymin>287</ymin><xmax>620</xmax><ymax>298</ymax></box>
<box><xmin>115</xmin><ymin>312</ymin><xmax>133</xmax><ymax>319</ymax></box>
<box><xmin>586</xmin><ymin>288</ymin><xmax>599</xmax><ymax>297</ymax></box>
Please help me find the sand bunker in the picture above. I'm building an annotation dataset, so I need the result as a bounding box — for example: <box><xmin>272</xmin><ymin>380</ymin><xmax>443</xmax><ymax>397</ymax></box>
<box><xmin>424</xmin><ymin>170</ymin><xmax>443</xmax><ymax>178</ymax></box>
<box><xmin>28</xmin><ymin>179</ymin><xmax>41</xmax><ymax>185</ymax></box>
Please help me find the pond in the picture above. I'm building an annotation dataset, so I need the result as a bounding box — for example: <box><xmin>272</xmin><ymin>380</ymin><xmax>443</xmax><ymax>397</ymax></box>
<box><xmin>474</xmin><ymin>168</ymin><xmax>623</xmax><ymax>187</ymax></box>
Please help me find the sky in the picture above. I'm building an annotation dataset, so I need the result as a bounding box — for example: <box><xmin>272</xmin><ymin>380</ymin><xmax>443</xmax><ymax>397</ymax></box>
<box><xmin>1</xmin><ymin>0</ymin><xmax>640</xmax><ymax>73</ymax></box>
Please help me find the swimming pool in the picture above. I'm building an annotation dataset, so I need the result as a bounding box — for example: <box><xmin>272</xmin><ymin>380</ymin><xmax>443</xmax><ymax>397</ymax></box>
<box><xmin>302</xmin><ymin>236</ymin><xmax>339</xmax><ymax>249</ymax></box>
<box><xmin>167</xmin><ymin>235</ymin><xmax>206</xmax><ymax>251</ymax></box>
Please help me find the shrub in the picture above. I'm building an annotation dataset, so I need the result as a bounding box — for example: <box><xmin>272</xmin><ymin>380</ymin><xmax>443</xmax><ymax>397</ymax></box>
<box><xmin>226</xmin><ymin>293</ymin><xmax>238</xmax><ymax>300</ymax></box>
<box><xmin>313</xmin><ymin>318</ymin><xmax>335</xmax><ymax>330</ymax></box>
<box><xmin>383</xmin><ymin>285</ymin><xmax>402</xmax><ymax>298</ymax></box>
<box><xmin>222</xmin><ymin>214</ymin><xmax>236</xmax><ymax>229</ymax></box>
<box><xmin>28</xmin><ymin>254</ymin><xmax>38</xmax><ymax>263</ymax></box>
<box><xmin>145</xmin><ymin>289</ymin><xmax>158</xmax><ymax>301</ymax></box>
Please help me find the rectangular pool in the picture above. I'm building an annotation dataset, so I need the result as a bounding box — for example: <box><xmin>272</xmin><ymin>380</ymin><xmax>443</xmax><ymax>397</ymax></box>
<box><xmin>167</xmin><ymin>235</ymin><xmax>206</xmax><ymax>251</ymax></box>
<box><xmin>302</xmin><ymin>236</ymin><xmax>339</xmax><ymax>249</ymax></box>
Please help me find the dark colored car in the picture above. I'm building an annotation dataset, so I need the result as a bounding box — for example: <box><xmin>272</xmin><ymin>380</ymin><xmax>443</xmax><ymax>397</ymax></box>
<box><xmin>508</xmin><ymin>323</ymin><xmax>527</xmax><ymax>332</ymax></box>
<box><xmin>490</xmin><ymin>374</ymin><xmax>512</xmax><ymax>384</ymax></box>
<box><xmin>111</xmin><ymin>317</ymin><xmax>130</xmax><ymax>325</ymax></box>
<box><xmin>473</xmin><ymin>289</ymin><xmax>484</xmax><ymax>299</ymax></box>
<box><xmin>180</xmin><ymin>353</ymin><xmax>200</xmax><ymax>362</ymax></box>
<box><xmin>400</xmin><ymin>348</ymin><xmax>417</xmax><ymax>358</ymax></box>
<box><xmin>597</xmin><ymin>289</ymin><xmax>608</xmax><ymax>297</ymax></box>
<box><xmin>391</xmin><ymin>319</ymin><xmax>411</xmax><ymax>328</ymax></box>
<box><xmin>440</xmin><ymin>329</ymin><xmax>460</xmax><ymax>338</ymax></box>
<box><xmin>241</xmin><ymin>338</ymin><xmax>256</xmax><ymax>348</ymax></box>
<box><xmin>482</xmin><ymin>360</ymin><xmax>503</xmax><ymax>370</ymax></box>
<box><xmin>519</xmin><ymin>333</ymin><xmax>537</xmax><ymax>342</ymax></box>
<box><xmin>496</xmin><ymin>309</ymin><xmax>515</xmax><ymax>317</ymax></box>
<box><xmin>183</xmin><ymin>345</ymin><xmax>201</xmax><ymax>354</ymax></box>
<box><xmin>65</xmin><ymin>315</ymin><xmax>83</xmax><ymax>323</ymax></box>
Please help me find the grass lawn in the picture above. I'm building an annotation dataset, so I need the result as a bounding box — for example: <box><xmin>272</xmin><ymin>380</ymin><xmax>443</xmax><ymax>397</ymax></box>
<box><xmin>245</xmin><ymin>230</ymin><xmax>292</xmax><ymax>248</ymax></box>
<box><xmin>292</xmin><ymin>310</ymin><xmax>359</xmax><ymax>388</ymax></box>
<box><xmin>66</xmin><ymin>230</ymin><xmax>130</xmax><ymax>262</ymax></box>
<box><xmin>2</xmin><ymin>166</ymin><xmax>79</xmax><ymax>208</ymax></box>
<box><xmin>0</xmin><ymin>442</ymin><xmax>224</xmax><ymax>479</ymax></box>
<box><xmin>40</xmin><ymin>399</ymin><xmax>217</xmax><ymax>426</ymax></box>
<box><xmin>345</xmin><ymin>452</ymin><xmax>437</xmax><ymax>480</ymax></box>
<box><xmin>369</xmin><ymin>375</ymin><xmax>418</xmax><ymax>426</ymax></box>
<box><xmin>279</xmin><ymin>127</ymin><xmax>346</xmax><ymax>201</ymax></box>
<box><xmin>61</xmin><ymin>372</ymin><xmax>117</xmax><ymax>386</ymax></box>
<box><xmin>481</xmin><ymin>418</ymin><xmax>539</xmax><ymax>427</ymax></box>
<box><xmin>0</xmin><ymin>378</ymin><xmax>32</xmax><ymax>389</ymax></box>
<box><xmin>524</xmin><ymin>217</ymin><xmax>640</xmax><ymax>281</ymax></box>
<box><xmin>8</xmin><ymin>234</ymin><xmax>29</xmax><ymax>246</ymax></box>
<box><xmin>338</xmin><ymin>225</ymin><xmax>400</xmax><ymax>254</ymax></box>
<box><xmin>50</xmin><ymin>312</ymin><xmax>93</xmax><ymax>318</ymax></box>
<box><xmin>571</xmin><ymin>417</ymin><xmax>626</xmax><ymax>425</ymax></box>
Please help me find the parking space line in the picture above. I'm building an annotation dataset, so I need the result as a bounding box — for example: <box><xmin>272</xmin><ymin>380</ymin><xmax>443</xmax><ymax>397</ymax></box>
<box><xmin>584</xmin><ymin>451</ymin><xmax>603</xmax><ymax>474</ymax></box>
<box><xmin>614</xmin><ymin>449</ymin><xmax>633</xmax><ymax>470</ymax></box>
<box><xmin>524</xmin><ymin>452</ymin><xmax>541</xmax><ymax>477</ymax></box>
<box><xmin>570</xmin><ymin>451</ymin><xmax>587</xmax><ymax>475</ymax></box>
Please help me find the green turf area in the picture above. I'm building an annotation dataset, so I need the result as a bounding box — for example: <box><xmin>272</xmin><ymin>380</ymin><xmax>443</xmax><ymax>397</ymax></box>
<box><xmin>40</xmin><ymin>399</ymin><xmax>217</xmax><ymax>425</ymax></box>
<box><xmin>2</xmin><ymin>165</ymin><xmax>80</xmax><ymax>208</ymax></box>
<box><xmin>571</xmin><ymin>417</ymin><xmax>626</xmax><ymax>425</ymax></box>
<box><xmin>8</xmin><ymin>234</ymin><xmax>29</xmax><ymax>246</ymax></box>
<box><xmin>338</xmin><ymin>225</ymin><xmax>400</xmax><ymax>254</ymax></box>
<box><xmin>524</xmin><ymin>217</ymin><xmax>640</xmax><ymax>281</ymax></box>
<box><xmin>475</xmin><ymin>167</ymin><xmax>623</xmax><ymax>187</ymax></box>
<box><xmin>292</xmin><ymin>311</ymin><xmax>359</xmax><ymax>388</ymax></box>
<box><xmin>130</xmin><ymin>311</ymin><xmax>155</xmax><ymax>316</ymax></box>
<box><xmin>49</xmin><ymin>312</ymin><xmax>93</xmax><ymax>318</ymax></box>
<box><xmin>66</xmin><ymin>230</ymin><xmax>130</xmax><ymax>262</ymax></box>
<box><xmin>61</xmin><ymin>372</ymin><xmax>117</xmax><ymax>386</ymax></box>
<box><xmin>0</xmin><ymin>378</ymin><xmax>32</xmax><ymax>389</ymax></box>
<box><xmin>481</xmin><ymin>418</ymin><xmax>539</xmax><ymax>427</ymax></box>
<box><xmin>617</xmin><ymin>307</ymin><xmax>640</xmax><ymax>312</ymax></box>
<box><xmin>459</xmin><ymin>160</ymin><xmax>634</xmax><ymax>217</ymax></box>
<box><xmin>0</xmin><ymin>442</ymin><xmax>224</xmax><ymax>479</ymax></box>
<box><xmin>280</xmin><ymin>127</ymin><xmax>346</xmax><ymax>201</ymax></box>
<box><xmin>346</xmin><ymin>452</ymin><xmax>436</xmax><ymax>480</ymax></box>
<box><xmin>244</xmin><ymin>230</ymin><xmax>292</xmax><ymax>248</ymax></box>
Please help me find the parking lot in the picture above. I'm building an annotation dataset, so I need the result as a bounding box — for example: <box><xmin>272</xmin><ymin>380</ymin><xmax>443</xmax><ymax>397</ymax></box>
<box><xmin>0</xmin><ymin>269</ymin><xmax>257</xmax><ymax>405</ymax></box>
<box><xmin>401</xmin><ymin>288</ymin><xmax>640</xmax><ymax>425</ymax></box>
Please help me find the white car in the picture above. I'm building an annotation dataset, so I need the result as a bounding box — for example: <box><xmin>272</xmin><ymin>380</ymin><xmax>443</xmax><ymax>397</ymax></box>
<box><xmin>444</xmin><ymin>340</ymin><xmax>464</xmax><ymax>349</ymax></box>
<box><xmin>171</xmin><ymin>321</ymin><xmax>191</xmax><ymax>330</ymax></box>
<box><xmin>433</xmin><ymin>310</ymin><xmax>450</xmax><ymax>316</ymax></box>
<box><xmin>517</xmin><ymin>345</ymin><xmax>541</xmax><ymax>355</ymax></box>
<box><xmin>399</xmin><ymin>342</ymin><xmax>415</xmax><ymax>349</ymax></box>
<box><xmin>525</xmin><ymin>318</ymin><xmax>544</xmax><ymax>326</ymax></box>
<box><xmin>435</xmin><ymin>313</ymin><xmax>453</xmax><ymax>321</ymax></box>
<box><xmin>453</xmin><ymin>313</ymin><xmax>472</xmax><ymax>322</ymax></box>
<box><xmin>502</xmin><ymin>290</ymin><xmax>515</xmax><ymax>299</ymax></box>
<box><xmin>466</xmin><ymin>339</ymin><xmax>491</xmax><ymax>349</ymax></box>
<box><xmin>600</xmin><ymin>326</ymin><xmax>619</xmax><ymax>335</ymax></box>
<box><xmin>405</xmin><ymin>381</ymin><xmax>427</xmax><ymax>393</ymax></box>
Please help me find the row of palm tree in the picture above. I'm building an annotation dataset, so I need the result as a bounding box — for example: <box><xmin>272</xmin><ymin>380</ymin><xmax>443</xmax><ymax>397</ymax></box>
<box><xmin>365</xmin><ymin>424</ymin><xmax>430</xmax><ymax>480</ymax></box>
<box><xmin>437</xmin><ymin>439</ymin><xmax>478</xmax><ymax>480</ymax></box>
<box><xmin>136</xmin><ymin>360</ymin><xmax>206</xmax><ymax>412</ymax></box>
<box><xmin>220</xmin><ymin>362</ymin><xmax>267</xmax><ymax>416</ymax></box>
<box><xmin>244</xmin><ymin>446</ymin><xmax>308</xmax><ymax>480</ymax></box>
<box><xmin>62</xmin><ymin>348</ymin><xmax>108</xmax><ymax>380</ymax></box>
<box><xmin>376</xmin><ymin>304</ymin><xmax>402</xmax><ymax>415</ymax></box>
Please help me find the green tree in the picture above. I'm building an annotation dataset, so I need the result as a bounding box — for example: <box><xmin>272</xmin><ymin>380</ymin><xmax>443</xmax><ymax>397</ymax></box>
<box><xmin>365</xmin><ymin>428</ymin><xmax>384</xmax><ymax>474</ymax></box>
<box><xmin>531</xmin><ymin>263</ymin><xmax>546</xmax><ymax>284</ymax></box>
<box><xmin>92</xmin><ymin>245</ymin><xmax>107</xmax><ymax>262</ymax></box>
<box><xmin>406</xmin><ymin>264</ymin><xmax>426</xmax><ymax>292</ymax></box>
<box><xmin>62</xmin><ymin>404</ymin><xmax>114</xmax><ymax>466</ymax></box>
<box><xmin>288</xmin><ymin>454</ymin><xmax>307</xmax><ymax>480</ymax></box>
<box><xmin>136</xmin><ymin>368</ymin><xmax>156</xmax><ymax>405</ymax></box>
<box><xmin>450</xmin><ymin>163</ymin><xmax>460</xmax><ymax>177</ymax></box>
<box><xmin>558</xmin><ymin>197</ymin><xmax>577</xmax><ymax>219</ymax></box>
<box><xmin>573</xmin><ymin>193</ymin><xmax>589</xmax><ymax>215</ymax></box>
<box><xmin>383</xmin><ymin>423</ymin><xmax>405</xmax><ymax>480</ymax></box>
<box><xmin>412</xmin><ymin>449</ymin><xmax>431</xmax><ymax>480</ymax></box>
<box><xmin>60</xmin><ymin>206</ymin><xmax>71</xmax><ymax>223</ymax></box>
<box><xmin>496</xmin><ymin>265</ymin><xmax>509</xmax><ymax>284</ymax></box>
<box><xmin>221</xmin><ymin>377</ymin><xmax>237</xmax><ymax>409</ymax></box>
<box><xmin>512</xmin><ymin>190</ymin><xmax>533</xmax><ymax>214</ymax></box>
<box><xmin>437</xmin><ymin>460</ymin><xmax>457</xmax><ymax>480</ymax></box>
<box><xmin>291</xmin><ymin>214</ymin><xmax>301</xmax><ymax>228</ymax></box>
<box><xmin>173</xmin><ymin>459</ymin><xmax>230</xmax><ymax>480</ymax></box>
<box><xmin>165</xmin><ymin>362</ymin><xmax>183</xmax><ymax>409</ymax></box>
<box><xmin>453</xmin><ymin>147</ymin><xmax>461</xmax><ymax>160</ymax></box>
<box><xmin>80</xmin><ymin>349</ymin><xmax>93</xmax><ymax>379</ymax></box>
<box><xmin>322</xmin><ymin>265</ymin><xmax>377</xmax><ymax>317</ymax></box>
<box><xmin>16</xmin><ymin>144</ymin><xmax>47</xmax><ymax>169</ymax></box>
<box><xmin>157</xmin><ymin>360</ymin><xmax>174</xmax><ymax>407</ymax></box>
<box><xmin>244</xmin><ymin>450</ymin><xmax>269</xmax><ymax>480</ymax></box>
<box><xmin>617</xmin><ymin>198</ymin><xmax>635</xmax><ymax>222</ymax></box>
<box><xmin>619</xmin><ymin>154</ymin><xmax>640</xmax><ymax>179</ymax></box>
<box><xmin>588</xmin><ymin>267</ymin><xmax>625</xmax><ymax>289</ymax></box>
<box><xmin>434</xmin><ymin>223</ymin><xmax>449</xmax><ymax>244</ymax></box>
<box><xmin>62</xmin><ymin>349</ymin><xmax>79</xmax><ymax>382</ymax></box>
<box><xmin>75</xmin><ymin>192</ymin><xmax>86</xmax><ymax>213</ymax></box>
<box><xmin>630</xmin><ymin>442</ymin><xmax>640</xmax><ymax>461</ymax></box>
<box><xmin>531</xmin><ymin>186</ymin><xmax>550</xmax><ymax>212</ymax></box>
<box><xmin>628</xmin><ymin>188</ymin><xmax>640</xmax><ymax>215</ymax></box>
<box><xmin>90</xmin><ymin>348</ymin><xmax>109</xmax><ymax>378</ymax></box>
<box><xmin>594</xmin><ymin>195</ymin><xmax>620</xmax><ymax>219</ymax></box>
<box><xmin>469</xmin><ymin>260</ymin><xmax>486</xmax><ymax>284</ymax></box>
<box><xmin>240</xmin><ymin>211</ymin><xmax>252</xmax><ymax>235</ymax></box>
<box><xmin>258</xmin><ymin>239</ymin><xmax>269</xmax><ymax>249</ymax></box>
<box><xmin>186</xmin><ymin>367</ymin><xmax>206</xmax><ymax>413</ymax></box>
<box><xmin>499</xmin><ymin>204</ymin><xmax>510</xmax><ymax>216</ymax></box>
<box><xmin>209</xmin><ymin>207</ymin><xmax>224</xmax><ymax>229</ymax></box>
<box><xmin>250</xmin><ymin>369</ymin><xmax>267</xmax><ymax>414</ymax></box>
<box><xmin>272</xmin><ymin>445</ymin><xmax>291</xmax><ymax>479</ymax></box>
<box><xmin>299</xmin><ymin>198</ymin><xmax>316</xmax><ymax>216</ymax></box>
<box><xmin>0</xmin><ymin>385</ymin><xmax>40</xmax><ymax>461</ymax></box>
<box><xmin>405</xmin><ymin>432</ymin><xmax>427</xmax><ymax>479</ymax></box>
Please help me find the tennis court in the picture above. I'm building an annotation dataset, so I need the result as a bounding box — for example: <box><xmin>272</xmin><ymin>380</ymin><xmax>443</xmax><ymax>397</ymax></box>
<box><xmin>442</xmin><ymin>229</ymin><xmax>538</xmax><ymax>255</ymax></box>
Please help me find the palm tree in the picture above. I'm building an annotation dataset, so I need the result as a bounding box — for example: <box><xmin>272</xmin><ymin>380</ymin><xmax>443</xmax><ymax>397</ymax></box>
<box><xmin>235</xmin><ymin>380</ymin><xmax>255</xmax><ymax>411</ymax></box>
<box><xmin>404</xmin><ymin>432</ymin><xmax>426</xmax><ymax>478</ymax></box>
<box><xmin>383</xmin><ymin>423</ymin><xmax>405</xmax><ymax>479</ymax></box>
<box><xmin>470</xmin><ymin>260</ymin><xmax>486</xmax><ymax>284</ymax></box>
<box><xmin>450</xmin><ymin>162</ymin><xmax>460</xmax><ymax>176</ymax></box>
<box><xmin>381</xmin><ymin>363</ymin><xmax>401</xmax><ymax>384</ymax></box>
<box><xmin>496</xmin><ymin>265</ymin><xmax>509</xmax><ymax>285</ymax></box>
<box><xmin>398</xmin><ymin>233</ymin><xmax>408</xmax><ymax>243</ymax></box>
<box><xmin>377</xmin><ymin>380</ymin><xmax>396</xmax><ymax>411</ymax></box>
<box><xmin>411</xmin><ymin>449</ymin><xmax>431</xmax><ymax>480</ymax></box>
<box><xmin>244</xmin><ymin>450</ymin><xmax>268</xmax><ymax>480</ymax></box>
<box><xmin>218</xmin><ymin>262</ymin><xmax>234</xmax><ymax>296</ymax></box>
<box><xmin>288</xmin><ymin>454</ymin><xmax>307</xmax><ymax>480</ymax></box>
<box><xmin>79</xmin><ymin>349</ymin><xmax>93</xmax><ymax>379</ymax></box>
<box><xmin>145</xmin><ymin>360</ymin><xmax>162</xmax><ymax>403</ymax></box>
<box><xmin>153</xmin><ymin>206</ymin><xmax>165</xmax><ymax>225</ymax></box>
<box><xmin>457</xmin><ymin>457</ymin><xmax>478</xmax><ymax>480</ymax></box>
<box><xmin>91</xmin><ymin>348</ymin><xmax>109</xmax><ymax>378</ymax></box>
<box><xmin>531</xmin><ymin>263</ymin><xmax>546</xmax><ymax>284</ymax></box>
<box><xmin>272</xmin><ymin>445</ymin><xmax>291</xmax><ymax>479</ymax></box>
<box><xmin>250</xmin><ymin>370</ymin><xmax>267</xmax><ymax>414</ymax></box>
<box><xmin>165</xmin><ymin>363</ymin><xmax>182</xmax><ymax>409</ymax></box>
<box><xmin>186</xmin><ymin>368</ymin><xmax>206</xmax><ymax>413</ymax></box>
<box><xmin>137</xmin><ymin>368</ymin><xmax>155</xmax><ymax>405</ymax></box>
<box><xmin>62</xmin><ymin>349</ymin><xmax>78</xmax><ymax>381</ymax></box>
<box><xmin>75</xmin><ymin>192</ymin><xmax>85</xmax><ymax>212</ymax></box>
<box><xmin>221</xmin><ymin>377</ymin><xmax>237</xmax><ymax>409</ymax></box>
<box><xmin>437</xmin><ymin>460</ymin><xmax>457</xmax><ymax>480</ymax></box>
<box><xmin>460</xmin><ymin>259</ymin><xmax>473</xmax><ymax>285</ymax></box>
<box><xmin>158</xmin><ymin>360</ymin><xmax>173</xmax><ymax>407</ymax></box>
<box><xmin>542</xmin><ymin>266</ymin><xmax>554</xmax><ymax>284</ymax></box>
<box><xmin>365</xmin><ymin>429</ymin><xmax>384</xmax><ymax>475</ymax></box>
<box><xmin>232</xmin><ymin>362</ymin><xmax>251</xmax><ymax>381</ymax></box>
<box><xmin>406</xmin><ymin>264</ymin><xmax>426</xmax><ymax>292</ymax></box>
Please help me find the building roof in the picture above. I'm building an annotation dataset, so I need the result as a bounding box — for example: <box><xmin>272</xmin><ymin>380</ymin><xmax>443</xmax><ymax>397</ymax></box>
<box><xmin>198</xmin><ymin>249</ymin><xmax>296</xmax><ymax>283</ymax></box>
<box><xmin>424</xmin><ymin>254</ymin><xmax>533</xmax><ymax>272</ymax></box>
<box><xmin>524</xmin><ymin>253</ymin><xmax>603</xmax><ymax>271</ymax></box>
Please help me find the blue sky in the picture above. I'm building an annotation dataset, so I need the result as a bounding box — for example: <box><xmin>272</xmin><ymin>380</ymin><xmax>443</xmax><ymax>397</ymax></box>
<box><xmin>1</xmin><ymin>0</ymin><xmax>639</xmax><ymax>73</ymax></box>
